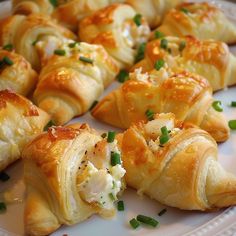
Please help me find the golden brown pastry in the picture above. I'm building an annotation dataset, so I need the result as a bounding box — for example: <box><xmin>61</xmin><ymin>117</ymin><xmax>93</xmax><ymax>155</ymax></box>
<box><xmin>126</xmin><ymin>0</ymin><xmax>183</xmax><ymax>29</ymax></box>
<box><xmin>79</xmin><ymin>3</ymin><xmax>150</xmax><ymax>69</ymax></box>
<box><xmin>91</xmin><ymin>68</ymin><xmax>229</xmax><ymax>142</ymax></box>
<box><xmin>0</xmin><ymin>14</ymin><xmax>76</xmax><ymax>71</ymax></box>
<box><xmin>132</xmin><ymin>36</ymin><xmax>236</xmax><ymax>91</ymax></box>
<box><xmin>22</xmin><ymin>124</ymin><xmax>126</xmax><ymax>236</ymax></box>
<box><xmin>0</xmin><ymin>48</ymin><xmax>37</xmax><ymax>96</ymax></box>
<box><xmin>33</xmin><ymin>41</ymin><xmax>119</xmax><ymax>125</ymax></box>
<box><xmin>120</xmin><ymin>113</ymin><xmax>236</xmax><ymax>210</ymax></box>
<box><xmin>0</xmin><ymin>89</ymin><xmax>50</xmax><ymax>172</ymax></box>
<box><xmin>155</xmin><ymin>2</ymin><xmax>236</xmax><ymax>44</ymax></box>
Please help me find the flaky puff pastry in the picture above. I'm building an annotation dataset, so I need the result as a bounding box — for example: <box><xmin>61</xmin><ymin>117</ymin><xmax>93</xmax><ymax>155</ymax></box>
<box><xmin>92</xmin><ymin>68</ymin><xmax>229</xmax><ymax>142</ymax></box>
<box><xmin>0</xmin><ymin>49</ymin><xmax>37</xmax><ymax>96</ymax></box>
<box><xmin>155</xmin><ymin>2</ymin><xmax>236</xmax><ymax>44</ymax></box>
<box><xmin>0</xmin><ymin>90</ymin><xmax>50</xmax><ymax>172</ymax></box>
<box><xmin>33</xmin><ymin>41</ymin><xmax>119</xmax><ymax>125</ymax></box>
<box><xmin>132</xmin><ymin>36</ymin><xmax>236</xmax><ymax>91</ymax></box>
<box><xmin>0</xmin><ymin>14</ymin><xmax>76</xmax><ymax>71</ymax></box>
<box><xmin>22</xmin><ymin>124</ymin><xmax>126</xmax><ymax>236</ymax></box>
<box><xmin>120</xmin><ymin>113</ymin><xmax>236</xmax><ymax>210</ymax></box>
<box><xmin>126</xmin><ymin>0</ymin><xmax>183</xmax><ymax>29</ymax></box>
<box><xmin>79</xmin><ymin>3</ymin><xmax>150</xmax><ymax>69</ymax></box>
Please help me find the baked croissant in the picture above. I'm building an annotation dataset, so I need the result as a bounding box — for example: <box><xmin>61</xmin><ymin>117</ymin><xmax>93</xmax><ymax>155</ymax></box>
<box><xmin>126</xmin><ymin>0</ymin><xmax>183</xmax><ymax>29</ymax></box>
<box><xmin>79</xmin><ymin>3</ymin><xmax>150</xmax><ymax>69</ymax></box>
<box><xmin>155</xmin><ymin>2</ymin><xmax>236</xmax><ymax>44</ymax></box>
<box><xmin>33</xmin><ymin>41</ymin><xmax>119</xmax><ymax>125</ymax></box>
<box><xmin>91</xmin><ymin>68</ymin><xmax>229</xmax><ymax>142</ymax></box>
<box><xmin>0</xmin><ymin>14</ymin><xmax>76</xmax><ymax>71</ymax></box>
<box><xmin>120</xmin><ymin>113</ymin><xmax>236</xmax><ymax>210</ymax></box>
<box><xmin>22</xmin><ymin>123</ymin><xmax>126</xmax><ymax>236</ymax></box>
<box><xmin>132</xmin><ymin>36</ymin><xmax>236</xmax><ymax>91</ymax></box>
<box><xmin>0</xmin><ymin>89</ymin><xmax>50</xmax><ymax>172</ymax></box>
<box><xmin>0</xmin><ymin>48</ymin><xmax>37</xmax><ymax>96</ymax></box>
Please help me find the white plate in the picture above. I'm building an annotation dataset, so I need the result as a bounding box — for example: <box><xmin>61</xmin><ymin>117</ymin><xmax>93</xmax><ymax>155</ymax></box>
<box><xmin>0</xmin><ymin>1</ymin><xmax>236</xmax><ymax>236</ymax></box>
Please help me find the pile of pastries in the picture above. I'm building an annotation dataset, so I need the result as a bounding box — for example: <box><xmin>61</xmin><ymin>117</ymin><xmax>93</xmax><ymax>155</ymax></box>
<box><xmin>0</xmin><ymin>0</ymin><xmax>236</xmax><ymax>235</ymax></box>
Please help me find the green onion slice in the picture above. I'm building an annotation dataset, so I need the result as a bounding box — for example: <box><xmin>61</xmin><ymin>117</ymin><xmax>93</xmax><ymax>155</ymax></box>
<box><xmin>160</xmin><ymin>38</ymin><xmax>168</xmax><ymax>50</ymax></box>
<box><xmin>159</xmin><ymin>135</ymin><xmax>169</xmax><ymax>145</ymax></box>
<box><xmin>32</xmin><ymin>40</ymin><xmax>38</xmax><ymax>46</ymax></box>
<box><xmin>54</xmin><ymin>49</ymin><xmax>66</xmax><ymax>56</ymax></box>
<box><xmin>79</xmin><ymin>56</ymin><xmax>93</xmax><ymax>64</ymax></box>
<box><xmin>3</xmin><ymin>56</ymin><xmax>13</xmax><ymax>66</ymax></box>
<box><xmin>180</xmin><ymin>8</ymin><xmax>189</xmax><ymax>14</ymax></box>
<box><xmin>231</xmin><ymin>101</ymin><xmax>236</xmax><ymax>107</ymax></box>
<box><xmin>44</xmin><ymin>120</ymin><xmax>55</xmax><ymax>131</ymax></box>
<box><xmin>212</xmin><ymin>101</ymin><xmax>223</xmax><ymax>112</ymax></box>
<box><xmin>68</xmin><ymin>42</ymin><xmax>79</xmax><ymax>48</ymax></box>
<box><xmin>158</xmin><ymin>208</ymin><xmax>167</xmax><ymax>216</ymax></box>
<box><xmin>107</xmin><ymin>131</ymin><xmax>116</xmax><ymax>143</ymax></box>
<box><xmin>228</xmin><ymin>120</ymin><xmax>236</xmax><ymax>130</ymax></box>
<box><xmin>111</xmin><ymin>152</ymin><xmax>121</xmax><ymax>166</ymax></box>
<box><xmin>145</xmin><ymin>109</ymin><xmax>154</xmax><ymax>121</ymax></box>
<box><xmin>0</xmin><ymin>172</ymin><xmax>10</xmax><ymax>182</ymax></box>
<box><xmin>154</xmin><ymin>31</ymin><xmax>165</xmax><ymax>39</ymax></box>
<box><xmin>161</xmin><ymin>126</ymin><xmax>168</xmax><ymax>135</ymax></box>
<box><xmin>109</xmin><ymin>193</ymin><xmax>116</xmax><ymax>201</ymax></box>
<box><xmin>154</xmin><ymin>59</ymin><xmax>165</xmax><ymax>71</ymax></box>
<box><xmin>137</xmin><ymin>214</ymin><xmax>159</xmax><ymax>227</ymax></box>
<box><xmin>135</xmin><ymin>42</ymin><xmax>146</xmax><ymax>63</ymax></box>
<box><xmin>129</xmin><ymin>218</ymin><xmax>140</xmax><ymax>229</ymax></box>
<box><xmin>117</xmin><ymin>200</ymin><xmax>124</xmax><ymax>211</ymax></box>
<box><xmin>179</xmin><ymin>41</ymin><xmax>186</xmax><ymax>52</ymax></box>
<box><xmin>117</xmin><ymin>70</ymin><xmax>129</xmax><ymax>83</ymax></box>
<box><xmin>3</xmin><ymin>44</ymin><xmax>13</xmax><ymax>51</ymax></box>
<box><xmin>49</xmin><ymin>0</ymin><xmax>58</xmax><ymax>7</ymax></box>
<box><xmin>0</xmin><ymin>202</ymin><xmax>6</xmax><ymax>213</ymax></box>
<box><xmin>133</xmin><ymin>14</ymin><xmax>142</xmax><ymax>27</ymax></box>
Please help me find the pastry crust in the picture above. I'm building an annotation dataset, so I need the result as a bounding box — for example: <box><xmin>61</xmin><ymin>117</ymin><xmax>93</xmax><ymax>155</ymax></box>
<box><xmin>0</xmin><ymin>49</ymin><xmax>37</xmax><ymax>96</ymax></box>
<box><xmin>126</xmin><ymin>0</ymin><xmax>183</xmax><ymax>29</ymax></box>
<box><xmin>132</xmin><ymin>36</ymin><xmax>236</xmax><ymax>91</ymax></box>
<box><xmin>120</xmin><ymin>113</ymin><xmax>236</xmax><ymax>210</ymax></box>
<box><xmin>79</xmin><ymin>3</ymin><xmax>150</xmax><ymax>69</ymax></box>
<box><xmin>0</xmin><ymin>89</ymin><xmax>50</xmax><ymax>172</ymax></box>
<box><xmin>0</xmin><ymin>14</ymin><xmax>76</xmax><ymax>71</ymax></box>
<box><xmin>155</xmin><ymin>2</ymin><xmax>236</xmax><ymax>44</ymax></box>
<box><xmin>22</xmin><ymin>124</ymin><xmax>125</xmax><ymax>235</ymax></box>
<box><xmin>33</xmin><ymin>41</ymin><xmax>118</xmax><ymax>125</ymax></box>
<box><xmin>91</xmin><ymin>68</ymin><xmax>229</xmax><ymax>142</ymax></box>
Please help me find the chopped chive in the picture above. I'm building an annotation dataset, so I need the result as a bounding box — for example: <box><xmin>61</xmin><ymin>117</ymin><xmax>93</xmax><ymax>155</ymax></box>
<box><xmin>68</xmin><ymin>42</ymin><xmax>79</xmax><ymax>48</ymax></box>
<box><xmin>49</xmin><ymin>0</ymin><xmax>58</xmax><ymax>7</ymax></box>
<box><xmin>154</xmin><ymin>59</ymin><xmax>165</xmax><ymax>71</ymax></box>
<box><xmin>159</xmin><ymin>135</ymin><xmax>169</xmax><ymax>145</ymax></box>
<box><xmin>0</xmin><ymin>172</ymin><xmax>10</xmax><ymax>182</ymax></box>
<box><xmin>160</xmin><ymin>38</ymin><xmax>168</xmax><ymax>50</ymax></box>
<box><xmin>117</xmin><ymin>200</ymin><xmax>124</xmax><ymax>211</ymax></box>
<box><xmin>180</xmin><ymin>8</ymin><xmax>189</xmax><ymax>14</ymax></box>
<box><xmin>3</xmin><ymin>44</ymin><xmax>13</xmax><ymax>51</ymax></box>
<box><xmin>107</xmin><ymin>131</ymin><xmax>116</xmax><ymax>143</ymax></box>
<box><xmin>32</xmin><ymin>40</ymin><xmax>38</xmax><ymax>46</ymax></box>
<box><xmin>161</xmin><ymin>126</ymin><xmax>168</xmax><ymax>136</ymax></box>
<box><xmin>101</xmin><ymin>133</ymin><xmax>107</xmax><ymax>138</ymax></box>
<box><xmin>129</xmin><ymin>218</ymin><xmax>140</xmax><ymax>229</ymax></box>
<box><xmin>133</xmin><ymin>14</ymin><xmax>142</xmax><ymax>27</ymax></box>
<box><xmin>228</xmin><ymin>120</ymin><xmax>236</xmax><ymax>130</ymax></box>
<box><xmin>109</xmin><ymin>193</ymin><xmax>116</xmax><ymax>201</ymax></box>
<box><xmin>117</xmin><ymin>70</ymin><xmax>129</xmax><ymax>83</ymax></box>
<box><xmin>89</xmin><ymin>100</ymin><xmax>98</xmax><ymax>111</ymax></box>
<box><xmin>135</xmin><ymin>42</ymin><xmax>146</xmax><ymax>63</ymax></box>
<box><xmin>179</xmin><ymin>41</ymin><xmax>186</xmax><ymax>52</ymax></box>
<box><xmin>54</xmin><ymin>49</ymin><xmax>66</xmax><ymax>56</ymax></box>
<box><xmin>137</xmin><ymin>215</ymin><xmax>159</xmax><ymax>227</ymax></box>
<box><xmin>212</xmin><ymin>101</ymin><xmax>223</xmax><ymax>112</ymax></box>
<box><xmin>231</xmin><ymin>101</ymin><xmax>236</xmax><ymax>107</ymax></box>
<box><xmin>154</xmin><ymin>31</ymin><xmax>165</xmax><ymax>39</ymax></box>
<box><xmin>3</xmin><ymin>56</ymin><xmax>13</xmax><ymax>66</ymax></box>
<box><xmin>158</xmin><ymin>208</ymin><xmax>167</xmax><ymax>216</ymax></box>
<box><xmin>44</xmin><ymin>120</ymin><xmax>55</xmax><ymax>131</ymax></box>
<box><xmin>79</xmin><ymin>56</ymin><xmax>93</xmax><ymax>64</ymax></box>
<box><xmin>0</xmin><ymin>202</ymin><xmax>6</xmax><ymax>213</ymax></box>
<box><xmin>145</xmin><ymin>109</ymin><xmax>154</xmax><ymax>121</ymax></box>
<box><xmin>111</xmin><ymin>152</ymin><xmax>121</xmax><ymax>166</ymax></box>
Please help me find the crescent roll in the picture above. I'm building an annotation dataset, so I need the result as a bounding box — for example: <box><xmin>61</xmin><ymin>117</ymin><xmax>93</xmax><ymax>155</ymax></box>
<box><xmin>91</xmin><ymin>68</ymin><xmax>229</xmax><ymax>142</ymax></box>
<box><xmin>0</xmin><ymin>48</ymin><xmax>37</xmax><ymax>96</ymax></box>
<box><xmin>22</xmin><ymin>124</ymin><xmax>126</xmax><ymax>236</ymax></box>
<box><xmin>126</xmin><ymin>0</ymin><xmax>183</xmax><ymax>29</ymax></box>
<box><xmin>33</xmin><ymin>41</ymin><xmax>119</xmax><ymax>125</ymax></box>
<box><xmin>155</xmin><ymin>2</ymin><xmax>236</xmax><ymax>44</ymax></box>
<box><xmin>132</xmin><ymin>36</ymin><xmax>236</xmax><ymax>91</ymax></box>
<box><xmin>0</xmin><ymin>89</ymin><xmax>50</xmax><ymax>172</ymax></box>
<box><xmin>79</xmin><ymin>3</ymin><xmax>150</xmax><ymax>69</ymax></box>
<box><xmin>120</xmin><ymin>113</ymin><xmax>236</xmax><ymax>210</ymax></box>
<box><xmin>0</xmin><ymin>14</ymin><xmax>76</xmax><ymax>71</ymax></box>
